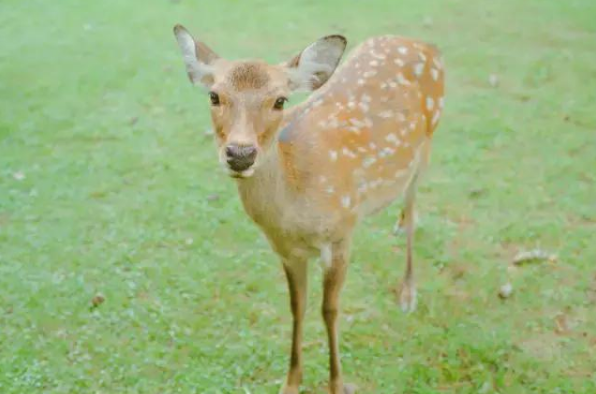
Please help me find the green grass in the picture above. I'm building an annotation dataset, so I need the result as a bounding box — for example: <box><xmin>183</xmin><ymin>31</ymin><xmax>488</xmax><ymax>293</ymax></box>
<box><xmin>1</xmin><ymin>0</ymin><xmax>595</xmax><ymax>392</ymax></box>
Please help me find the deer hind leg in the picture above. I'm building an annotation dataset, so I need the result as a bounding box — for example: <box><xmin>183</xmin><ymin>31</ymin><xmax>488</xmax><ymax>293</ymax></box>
<box><xmin>397</xmin><ymin>140</ymin><xmax>432</xmax><ymax>313</ymax></box>
<box><xmin>392</xmin><ymin>206</ymin><xmax>418</xmax><ymax>236</ymax></box>
<box><xmin>279</xmin><ymin>258</ymin><xmax>308</xmax><ymax>394</ymax></box>
<box><xmin>393</xmin><ymin>140</ymin><xmax>431</xmax><ymax>237</ymax></box>
<box><xmin>322</xmin><ymin>240</ymin><xmax>357</xmax><ymax>394</ymax></box>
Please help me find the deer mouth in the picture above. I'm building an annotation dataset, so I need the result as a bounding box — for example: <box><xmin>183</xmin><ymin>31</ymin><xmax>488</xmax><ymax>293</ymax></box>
<box><xmin>227</xmin><ymin>167</ymin><xmax>255</xmax><ymax>179</ymax></box>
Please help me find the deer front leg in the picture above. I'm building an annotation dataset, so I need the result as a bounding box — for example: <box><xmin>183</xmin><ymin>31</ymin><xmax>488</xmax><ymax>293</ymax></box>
<box><xmin>279</xmin><ymin>258</ymin><xmax>308</xmax><ymax>394</ymax></box>
<box><xmin>322</xmin><ymin>241</ymin><xmax>356</xmax><ymax>394</ymax></box>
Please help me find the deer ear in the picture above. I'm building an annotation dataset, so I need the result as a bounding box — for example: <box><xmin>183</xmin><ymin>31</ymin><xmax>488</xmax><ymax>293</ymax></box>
<box><xmin>173</xmin><ymin>24</ymin><xmax>219</xmax><ymax>89</ymax></box>
<box><xmin>283</xmin><ymin>35</ymin><xmax>347</xmax><ymax>92</ymax></box>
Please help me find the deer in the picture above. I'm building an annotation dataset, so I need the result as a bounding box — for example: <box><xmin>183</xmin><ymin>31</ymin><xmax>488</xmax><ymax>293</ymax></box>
<box><xmin>173</xmin><ymin>24</ymin><xmax>444</xmax><ymax>394</ymax></box>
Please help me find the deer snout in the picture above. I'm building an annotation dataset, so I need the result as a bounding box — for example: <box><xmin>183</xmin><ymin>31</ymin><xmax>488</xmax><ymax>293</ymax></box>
<box><xmin>225</xmin><ymin>144</ymin><xmax>257</xmax><ymax>172</ymax></box>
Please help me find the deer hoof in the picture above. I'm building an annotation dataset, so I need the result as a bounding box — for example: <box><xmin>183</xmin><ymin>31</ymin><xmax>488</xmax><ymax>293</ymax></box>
<box><xmin>329</xmin><ymin>382</ymin><xmax>357</xmax><ymax>394</ymax></box>
<box><xmin>399</xmin><ymin>282</ymin><xmax>417</xmax><ymax>313</ymax></box>
<box><xmin>279</xmin><ymin>384</ymin><xmax>299</xmax><ymax>394</ymax></box>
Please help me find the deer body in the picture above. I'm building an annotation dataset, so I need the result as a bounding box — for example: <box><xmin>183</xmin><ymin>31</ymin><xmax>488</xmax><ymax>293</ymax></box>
<box><xmin>237</xmin><ymin>35</ymin><xmax>443</xmax><ymax>261</ymax></box>
<box><xmin>174</xmin><ymin>27</ymin><xmax>444</xmax><ymax>394</ymax></box>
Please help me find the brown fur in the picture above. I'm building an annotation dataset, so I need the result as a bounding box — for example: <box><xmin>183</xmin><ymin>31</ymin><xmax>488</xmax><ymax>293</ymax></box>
<box><xmin>228</xmin><ymin>61</ymin><xmax>270</xmax><ymax>91</ymax></box>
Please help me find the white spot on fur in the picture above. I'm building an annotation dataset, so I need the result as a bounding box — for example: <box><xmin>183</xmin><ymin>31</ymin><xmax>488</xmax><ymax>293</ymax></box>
<box><xmin>431</xmin><ymin>68</ymin><xmax>439</xmax><ymax>81</ymax></box>
<box><xmin>432</xmin><ymin>110</ymin><xmax>441</xmax><ymax>126</ymax></box>
<box><xmin>341</xmin><ymin>195</ymin><xmax>351</xmax><ymax>208</ymax></box>
<box><xmin>426</xmin><ymin>97</ymin><xmax>434</xmax><ymax>111</ymax></box>
<box><xmin>363</xmin><ymin>70</ymin><xmax>377</xmax><ymax>78</ymax></box>
<box><xmin>378</xmin><ymin>110</ymin><xmax>394</xmax><ymax>118</ymax></box>
<box><xmin>394</xmin><ymin>58</ymin><xmax>405</xmax><ymax>67</ymax></box>
<box><xmin>397</xmin><ymin>73</ymin><xmax>410</xmax><ymax>86</ymax></box>
<box><xmin>438</xmin><ymin>97</ymin><xmax>445</xmax><ymax>109</ymax></box>
<box><xmin>363</xmin><ymin>157</ymin><xmax>376</xmax><ymax>168</ymax></box>
<box><xmin>398</xmin><ymin>46</ymin><xmax>408</xmax><ymax>55</ymax></box>
<box><xmin>329</xmin><ymin>150</ymin><xmax>338</xmax><ymax>161</ymax></box>
<box><xmin>414</xmin><ymin>63</ymin><xmax>425</xmax><ymax>78</ymax></box>
<box><xmin>379</xmin><ymin>147</ymin><xmax>396</xmax><ymax>158</ymax></box>
<box><xmin>342</xmin><ymin>147</ymin><xmax>357</xmax><ymax>158</ymax></box>
<box><xmin>371</xmin><ymin>51</ymin><xmax>386</xmax><ymax>60</ymax></box>
<box><xmin>385</xmin><ymin>133</ymin><xmax>400</xmax><ymax>144</ymax></box>
<box><xmin>357</xmin><ymin>79</ymin><xmax>365</xmax><ymax>86</ymax></box>
<box><xmin>349</xmin><ymin>118</ymin><xmax>365</xmax><ymax>128</ymax></box>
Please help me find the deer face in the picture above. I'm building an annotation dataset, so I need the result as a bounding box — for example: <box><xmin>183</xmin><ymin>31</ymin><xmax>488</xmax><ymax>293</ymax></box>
<box><xmin>173</xmin><ymin>25</ymin><xmax>346</xmax><ymax>178</ymax></box>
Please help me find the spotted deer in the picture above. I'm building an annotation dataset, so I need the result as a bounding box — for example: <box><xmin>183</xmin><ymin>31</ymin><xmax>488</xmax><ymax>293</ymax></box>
<box><xmin>173</xmin><ymin>24</ymin><xmax>444</xmax><ymax>394</ymax></box>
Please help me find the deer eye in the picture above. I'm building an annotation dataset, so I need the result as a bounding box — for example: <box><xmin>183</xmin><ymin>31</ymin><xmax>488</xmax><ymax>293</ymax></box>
<box><xmin>209</xmin><ymin>91</ymin><xmax>220</xmax><ymax>106</ymax></box>
<box><xmin>273</xmin><ymin>97</ymin><xmax>287</xmax><ymax>110</ymax></box>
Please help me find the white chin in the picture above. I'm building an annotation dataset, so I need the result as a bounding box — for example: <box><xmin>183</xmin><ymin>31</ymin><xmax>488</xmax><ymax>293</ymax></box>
<box><xmin>228</xmin><ymin>167</ymin><xmax>255</xmax><ymax>179</ymax></box>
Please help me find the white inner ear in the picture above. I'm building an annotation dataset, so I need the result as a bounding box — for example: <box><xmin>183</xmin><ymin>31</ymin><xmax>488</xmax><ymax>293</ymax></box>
<box><xmin>175</xmin><ymin>29</ymin><xmax>213</xmax><ymax>88</ymax></box>
<box><xmin>288</xmin><ymin>39</ymin><xmax>344</xmax><ymax>91</ymax></box>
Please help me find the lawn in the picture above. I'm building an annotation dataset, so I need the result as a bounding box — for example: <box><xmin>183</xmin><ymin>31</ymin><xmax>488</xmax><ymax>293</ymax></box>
<box><xmin>1</xmin><ymin>0</ymin><xmax>595</xmax><ymax>393</ymax></box>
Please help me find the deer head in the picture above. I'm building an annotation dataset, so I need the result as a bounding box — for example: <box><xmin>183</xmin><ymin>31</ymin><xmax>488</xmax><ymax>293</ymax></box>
<box><xmin>173</xmin><ymin>25</ymin><xmax>346</xmax><ymax>178</ymax></box>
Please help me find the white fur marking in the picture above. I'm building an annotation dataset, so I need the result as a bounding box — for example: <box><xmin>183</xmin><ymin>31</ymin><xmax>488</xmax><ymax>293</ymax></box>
<box><xmin>397</xmin><ymin>73</ymin><xmax>410</xmax><ymax>86</ymax></box>
<box><xmin>363</xmin><ymin>157</ymin><xmax>376</xmax><ymax>168</ymax></box>
<box><xmin>431</xmin><ymin>68</ymin><xmax>439</xmax><ymax>81</ymax></box>
<box><xmin>320</xmin><ymin>244</ymin><xmax>332</xmax><ymax>268</ymax></box>
<box><xmin>426</xmin><ymin>97</ymin><xmax>435</xmax><ymax>111</ymax></box>
<box><xmin>341</xmin><ymin>195</ymin><xmax>351</xmax><ymax>208</ymax></box>
<box><xmin>414</xmin><ymin>63</ymin><xmax>425</xmax><ymax>78</ymax></box>
<box><xmin>385</xmin><ymin>133</ymin><xmax>399</xmax><ymax>144</ymax></box>
<box><xmin>432</xmin><ymin>110</ymin><xmax>441</xmax><ymax>126</ymax></box>
<box><xmin>378</xmin><ymin>110</ymin><xmax>394</xmax><ymax>118</ymax></box>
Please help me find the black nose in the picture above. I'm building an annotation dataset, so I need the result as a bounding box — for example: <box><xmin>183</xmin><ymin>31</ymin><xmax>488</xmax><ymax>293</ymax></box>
<box><xmin>225</xmin><ymin>144</ymin><xmax>257</xmax><ymax>172</ymax></box>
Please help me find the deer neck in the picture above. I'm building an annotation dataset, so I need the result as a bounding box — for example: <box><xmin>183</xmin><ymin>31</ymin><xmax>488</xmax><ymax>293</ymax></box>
<box><xmin>234</xmin><ymin>119</ymin><xmax>297</xmax><ymax>230</ymax></box>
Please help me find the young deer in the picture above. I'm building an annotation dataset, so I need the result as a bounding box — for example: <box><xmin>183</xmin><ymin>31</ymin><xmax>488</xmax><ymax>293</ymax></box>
<box><xmin>174</xmin><ymin>25</ymin><xmax>444</xmax><ymax>394</ymax></box>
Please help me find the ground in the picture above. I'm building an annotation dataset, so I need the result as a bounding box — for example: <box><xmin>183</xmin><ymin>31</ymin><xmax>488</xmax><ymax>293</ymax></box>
<box><xmin>0</xmin><ymin>0</ymin><xmax>595</xmax><ymax>393</ymax></box>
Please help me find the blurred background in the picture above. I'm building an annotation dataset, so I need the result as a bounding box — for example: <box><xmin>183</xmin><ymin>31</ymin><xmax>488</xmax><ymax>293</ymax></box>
<box><xmin>1</xmin><ymin>0</ymin><xmax>595</xmax><ymax>392</ymax></box>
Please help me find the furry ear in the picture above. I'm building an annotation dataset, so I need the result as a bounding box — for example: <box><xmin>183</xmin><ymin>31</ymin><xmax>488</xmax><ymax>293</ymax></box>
<box><xmin>173</xmin><ymin>25</ymin><xmax>219</xmax><ymax>88</ymax></box>
<box><xmin>283</xmin><ymin>35</ymin><xmax>347</xmax><ymax>91</ymax></box>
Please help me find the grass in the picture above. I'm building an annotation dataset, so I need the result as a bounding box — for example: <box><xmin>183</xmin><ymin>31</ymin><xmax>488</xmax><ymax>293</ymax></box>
<box><xmin>1</xmin><ymin>0</ymin><xmax>595</xmax><ymax>392</ymax></box>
